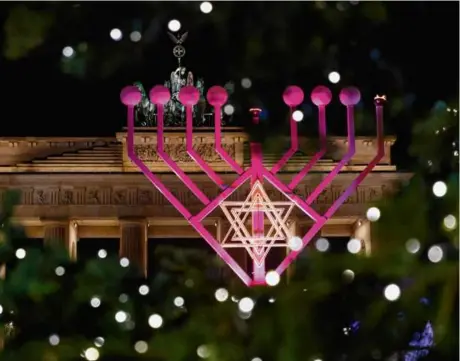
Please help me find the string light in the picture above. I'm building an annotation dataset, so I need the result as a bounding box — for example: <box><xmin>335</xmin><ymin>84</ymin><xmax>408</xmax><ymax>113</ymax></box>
<box><xmin>241</xmin><ymin>78</ymin><xmax>252</xmax><ymax>89</ymax></box>
<box><xmin>200</xmin><ymin>1</ymin><xmax>213</xmax><ymax>14</ymax></box>
<box><xmin>238</xmin><ymin>297</ymin><xmax>255</xmax><ymax>313</ymax></box>
<box><xmin>110</xmin><ymin>28</ymin><xmax>123</xmax><ymax>41</ymax></box>
<box><xmin>432</xmin><ymin>181</ymin><xmax>447</xmax><ymax>197</ymax></box>
<box><xmin>427</xmin><ymin>245</ymin><xmax>443</xmax><ymax>263</ymax></box>
<box><xmin>328</xmin><ymin>71</ymin><xmax>341</xmax><ymax>84</ymax></box>
<box><xmin>384</xmin><ymin>284</ymin><xmax>401</xmax><ymax>301</ymax></box>
<box><xmin>288</xmin><ymin>236</ymin><xmax>303</xmax><ymax>251</ymax></box>
<box><xmin>265</xmin><ymin>270</ymin><xmax>280</xmax><ymax>286</ymax></box>
<box><xmin>55</xmin><ymin>266</ymin><xmax>65</xmax><ymax>276</ymax></box>
<box><xmin>62</xmin><ymin>46</ymin><xmax>74</xmax><ymax>58</ymax></box>
<box><xmin>98</xmin><ymin>249</ymin><xmax>107</xmax><ymax>259</ymax></box>
<box><xmin>215</xmin><ymin>288</ymin><xmax>229</xmax><ymax>302</ymax></box>
<box><xmin>90</xmin><ymin>297</ymin><xmax>101</xmax><ymax>308</ymax></box>
<box><xmin>134</xmin><ymin>341</ymin><xmax>148</xmax><ymax>353</ymax></box>
<box><xmin>197</xmin><ymin>345</ymin><xmax>211</xmax><ymax>359</ymax></box>
<box><xmin>15</xmin><ymin>248</ymin><xmax>26</xmax><ymax>259</ymax></box>
<box><xmin>139</xmin><ymin>285</ymin><xmax>150</xmax><ymax>295</ymax></box>
<box><xmin>173</xmin><ymin>296</ymin><xmax>185</xmax><ymax>307</ymax></box>
<box><xmin>120</xmin><ymin>257</ymin><xmax>129</xmax><ymax>267</ymax></box>
<box><xmin>347</xmin><ymin>238</ymin><xmax>362</xmax><ymax>254</ymax></box>
<box><xmin>148</xmin><ymin>313</ymin><xmax>163</xmax><ymax>329</ymax></box>
<box><xmin>366</xmin><ymin>207</ymin><xmax>381</xmax><ymax>222</ymax></box>
<box><xmin>405</xmin><ymin>238</ymin><xmax>421</xmax><ymax>254</ymax></box>
<box><xmin>84</xmin><ymin>347</ymin><xmax>100</xmax><ymax>361</ymax></box>
<box><xmin>443</xmin><ymin>214</ymin><xmax>457</xmax><ymax>230</ymax></box>
<box><xmin>315</xmin><ymin>237</ymin><xmax>330</xmax><ymax>252</ymax></box>
<box><xmin>49</xmin><ymin>334</ymin><xmax>60</xmax><ymax>346</ymax></box>
<box><xmin>292</xmin><ymin>110</ymin><xmax>304</xmax><ymax>122</ymax></box>
<box><xmin>224</xmin><ymin>104</ymin><xmax>234</xmax><ymax>115</ymax></box>
<box><xmin>115</xmin><ymin>311</ymin><xmax>128</xmax><ymax>323</ymax></box>
<box><xmin>94</xmin><ymin>337</ymin><xmax>104</xmax><ymax>347</ymax></box>
<box><xmin>168</xmin><ymin>19</ymin><xmax>181</xmax><ymax>32</ymax></box>
<box><xmin>129</xmin><ymin>31</ymin><xmax>142</xmax><ymax>42</ymax></box>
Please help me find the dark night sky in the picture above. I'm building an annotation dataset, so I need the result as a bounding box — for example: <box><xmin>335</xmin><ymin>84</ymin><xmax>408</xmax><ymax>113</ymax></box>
<box><xmin>0</xmin><ymin>2</ymin><xmax>458</xmax><ymax>139</ymax></box>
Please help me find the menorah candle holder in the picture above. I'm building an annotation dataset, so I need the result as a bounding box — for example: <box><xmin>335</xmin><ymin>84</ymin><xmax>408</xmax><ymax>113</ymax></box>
<box><xmin>121</xmin><ymin>84</ymin><xmax>386</xmax><ymax>286</ymax></box>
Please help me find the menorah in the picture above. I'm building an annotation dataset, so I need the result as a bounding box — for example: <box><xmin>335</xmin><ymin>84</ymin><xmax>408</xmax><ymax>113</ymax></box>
<box><xmin>120</xmin><ymin>84</ymin><xmax>385</xmax><ymax>286</ymax></box>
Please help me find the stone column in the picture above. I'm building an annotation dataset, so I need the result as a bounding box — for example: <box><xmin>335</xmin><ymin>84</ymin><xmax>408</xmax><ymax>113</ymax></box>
<box><xmin>43</xmin><ymin>219</ymin><xmax>76</xmax><ymax>259</ymax></box>
<box><xmin>352</xmin><ymin>219</ymin><xmax>372</xmax><ymax>256</ymax></box>
<box><xmin>119</xmin><ymin>218</ymin><xmax>148</xmax><ymax>277</ymax></box>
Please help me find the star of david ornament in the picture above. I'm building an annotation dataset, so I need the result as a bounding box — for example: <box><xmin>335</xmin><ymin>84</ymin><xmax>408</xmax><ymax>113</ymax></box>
<box><xmin>220</xmin><ymin>181</ymin><xmax>296</xmax><ymax>266</ymax></box>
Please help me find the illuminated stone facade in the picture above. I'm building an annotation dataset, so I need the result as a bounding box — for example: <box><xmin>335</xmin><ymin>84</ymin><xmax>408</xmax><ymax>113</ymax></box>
<box><xmin>0</xmin><ymin>129</ymin><xmax>411</xmax><ymax>276</ymax></box>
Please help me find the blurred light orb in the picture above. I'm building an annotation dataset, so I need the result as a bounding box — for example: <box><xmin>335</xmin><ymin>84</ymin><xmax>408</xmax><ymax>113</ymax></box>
<box><xmin>288</xmin><ymin>236</ymin><xmax>303</xmax><ymax>251</ymax></box>
<box><xmin>84</xmin><ymin>347</ymin><xmax>100</xmax><ymax>361</ymax></box>
<box><xmin>238</xmin><ymin>297</ymin><xmax>255</xmax><ymax>313</ymax></box>
<box><xmin>215</xmin><ymin>288</ymin><xmax>229</xmax><ymax>302</ymax></box>
<box><xmin>55</xmin><ymin>266</ymin><xmax>65</xmax><ymax>276</ymax></box>
<box><xmin>130</xmin><ymin>31</ymin><xmax>142</xmax><ymax>42</ymax></box>
<box><xmin>384</xmin><ymin>284</ymin><xmax>401</xmax><ymax>301</ymax></box>
<box><xmin>119</xmin><ymin>294</ymin><xmax>128</xmax><ymax>303</ymax></box>
<box><xmin>174</xmin><ymin>296</ymin><xmax>185</xmax><ymax>307</ymax></box>
<box><xmin>241</xmin><ymin>78</ymin><xmax>252</xmax><ymax>89</ymax></box>
<box><xmin>115</xmin><ymin>311</ymin><xmax>128</xmax><ymax>323</ymax></box>
<box><xmin>94</xmin><ymin>337</ymin><xmax>104</xmax><ymax>347</ymax></box>
<box><xmin>15</xmin><ymin>248</ymin><xmax>26</xmax><ymax>259</ymax></box>
<box><xmin>62</xmin><ymin>46</ymin><xmax>74</xmax><ymax>58</ymax></box>
<box><xmin>98</xmin><ymin>249</ymin><xmax>107</xmax><ymax>259</ymax></box>
<box><xmin>200</xmin><ymin>1</ymin><xmax>213</xmax><ymax>13</ymax></box>
<box><xmin>366</xmin><ymin>207</ymin><xmax>381</xmax><ymax>222</ymax></box>
<box><xmin>224</xmin><ymin>104</ymin><xmax>235</xmax><ymax>115</ymax></box>
<box><xmin>268</xmin><ymin>297</ymin><xmax>276</xmax><ymax>303</ymax></box>
<box><xmin>443</xmin><ymin>214</ymin><xmax>457</xmax><ymax>230</ymax></box>
<box><xmin>251</xmin><ymin>358</ymin><xmax>262</xmax><ymax>361</ymax></box>
<box><xmin>328</xmin><ymin>71</ymin><xmax>341</xmax><ymax>84</ymax></box>
<box><xmin>405</xmin><ymin>238</ymin><xmax>421</xmax><ymax>254</ymax></box>
<box><xmin>265</xmin><ymin>270</ymin><xmax>280</xmax><ymax>286</ymax></box>
<box><xmin>134</xmin><ymin>340</ymin><xmax>148</xmax><ymax>354</ymax></box>
<box><xmin>197</xmin><ymin>345</ymin><xmax>211</xmax><ymax>359</ymax></box>
<box><xmin>0</xmin><ymin>305</ymin><xmax>3</xmax><ymax>314</ymax></box>
<box><xmin>90</xmin><ymin>297</ymin><xmax>101</xmax><ymax>308</ymax></box>
<box><xmin>120</xmin><ymin>257</ymin><xmax>130</xmax><ymax>267</ymax></box>
<box><xmin>168</xmin><ymin>19</ymin><xmax>181</xmax><ymax>32</ymax></box>
<box><xmin>432</xmin><ymin>181</ymin><xmax>447</xmax><ymax>197</ymax></box>
<box><xmin>342</xmin><ymin>269</ymin><xmax>355</xmax><ymax>282</ymax></box>
<box><xmin>347</xmin><ymin>238</ymin><xmax>362</xmax><ymax>254</ymax></box>
<box><xmin>427</xmin><ymin>245</ymin><xmax>443</xmax><ymax>263</ymax></box>
<box><xmin>110</xmin><ymin>28</ymin><xmax>123</xmax><ymax>41</ymax></box>
<box><xmin>315</xmin><ymin>237</ymin><xmax>330</xmax><ymax>252</ymax></box>
<box><xmin>49</xmin><ymin>334</ymin><xmax>60</xmax><ymax>346</ymax></box>
<box><xmin>292</xmin><ymin>110</ymin><xmax>304</xmax><ymax>122</ymax></box>
<box><xmin>148</xmin><ymin>313</ymin><xmax>163</xmax><ymax>329</ymax></box>
<box><xmin>139</xmin><ymin>285</ymin><xmax>150</xmax><ymax>295</ymax></box>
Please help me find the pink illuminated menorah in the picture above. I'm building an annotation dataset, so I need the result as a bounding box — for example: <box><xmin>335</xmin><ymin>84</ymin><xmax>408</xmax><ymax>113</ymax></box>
<box><xmin>120</xmin><ymin>84</ymin><xmax>386</xmax><ymax>286</ymax></box>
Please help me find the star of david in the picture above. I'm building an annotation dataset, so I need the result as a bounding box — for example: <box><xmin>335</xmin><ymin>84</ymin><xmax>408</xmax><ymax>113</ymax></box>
<box><xmin>173</xmin><ymin>45</ymin><xmax>186</xmax><ymax>58</ymax></box>
<box><xmin>219</xmin><ymin>181</ymin><xmax>296</xmax><ymax>266</ymax></box>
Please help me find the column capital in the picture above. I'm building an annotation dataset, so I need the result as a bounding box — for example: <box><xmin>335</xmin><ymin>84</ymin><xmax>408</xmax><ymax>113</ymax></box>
<box><xmin>40</xmin><ymin>218</ymin><xmax>70</xmax><ymax>227</ymax></box>
<box><xmin>119</xmin><ymin>217</ymin><xmax>148</xmax><ymax>226</ymax></box>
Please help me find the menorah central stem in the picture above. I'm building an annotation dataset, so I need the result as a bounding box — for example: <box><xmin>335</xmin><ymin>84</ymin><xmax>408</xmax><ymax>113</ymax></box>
<box><xmin>250</xmin><ymin>141</ymin><xmax>266</xmax><ymax>284</ymax></box>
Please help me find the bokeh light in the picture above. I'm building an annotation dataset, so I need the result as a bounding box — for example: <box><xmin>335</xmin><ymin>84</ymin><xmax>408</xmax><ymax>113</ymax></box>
<box><xmin>328</xmin><ymin>71</ymin><xmax>341</xmax><ymax>84</ymax></box>
<box><xmin>168</xmin><ymin>19</ymin><xmax>181</xmax><ymax>32</ymax></box>
<box><xmin>110</xmin><ymin>28</ymin><xmax>123</xmax><ymax>41</ymax></box>
<box><xmin>200</xmin><ymin>2</ymin><xmax>213</xmax><ymax>14</ymax></box>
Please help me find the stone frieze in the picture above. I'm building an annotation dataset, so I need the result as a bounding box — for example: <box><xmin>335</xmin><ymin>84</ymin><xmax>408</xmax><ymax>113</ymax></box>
<box><xmin>0</xmin><ymin>183</ymin><xmax>394</xmax><ymax>208</ymax></box>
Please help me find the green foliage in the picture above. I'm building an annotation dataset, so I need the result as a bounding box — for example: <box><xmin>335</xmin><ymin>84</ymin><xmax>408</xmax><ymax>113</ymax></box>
<box><xmin>3</xmin><ymin>5</ymin><xmax>54</xmax><ymax>60</ymax></box>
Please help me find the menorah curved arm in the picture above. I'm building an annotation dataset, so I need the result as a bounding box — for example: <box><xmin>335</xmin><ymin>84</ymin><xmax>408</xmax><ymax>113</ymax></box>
<box><xmin>270</xmin><ymin>86</ymin><xmax>304</xmax><ymax>174</ymax></box>
<box><xmin>121</xmin><ymin>87</ymin><xmax>193</xmax><ymax>219</ymax></box>
<box><xmin>151</xmin><ymin>91</ymin><xmax>210</xmax><ymax>205</ymax></box>
<box><xmin>179</xmin><ymin>86</ymin><xmax>227</xmax><ymax>189</ymax></box>
<box><xmin>208</xmin><ymin>86</ymin><xmax>244</xmax><ymax>175</ymax></box>
<box><xmin>305</xmin><ymin>87</ymin><xmax>361</xmax><ymax>206</ymax></box>
<box><xmin>289</xmin><ymin>86</ymin><xmax>332</xmax><ymax>189</ymax></box>
<box><xmin>324</xmin><ymin>98</ymin><xmax>386</xmax><ymax>219</ymax></box>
